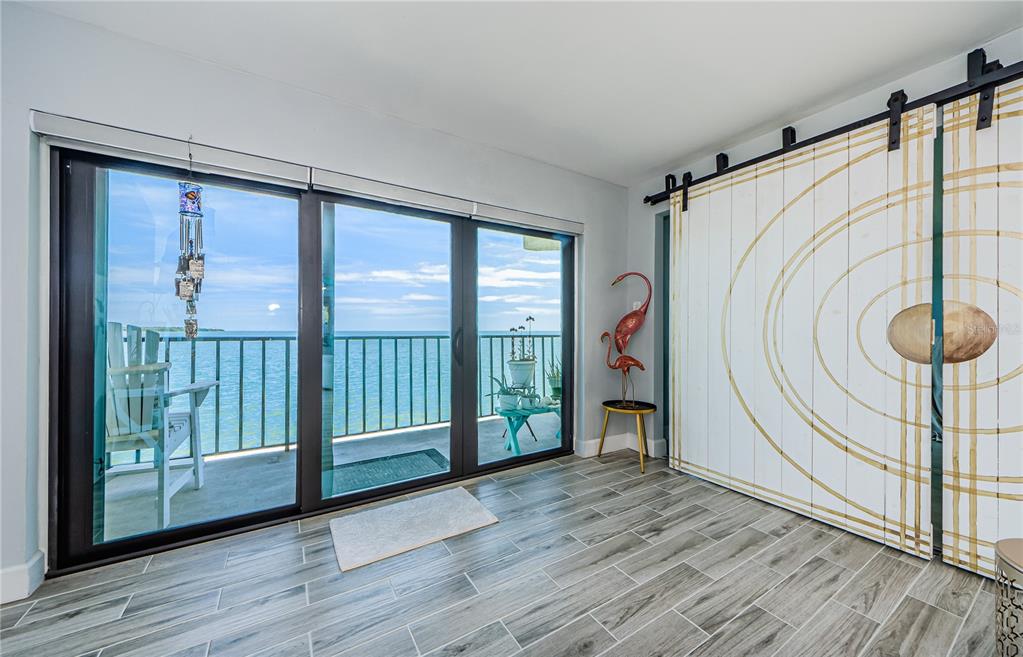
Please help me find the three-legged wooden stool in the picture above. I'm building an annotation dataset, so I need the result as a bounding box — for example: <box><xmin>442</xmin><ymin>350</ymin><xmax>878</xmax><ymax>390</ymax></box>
<box><xmin>596</xmin><ymin>400</ymin><xmax>657</xmax><ymax>473</ymax></box>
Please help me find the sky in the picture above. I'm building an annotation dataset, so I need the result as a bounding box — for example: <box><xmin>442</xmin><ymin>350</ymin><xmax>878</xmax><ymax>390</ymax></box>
<box><xmin>105</xmin><ymin>169</ymin><xmax>563</xmax><ymax>334</ymax></box>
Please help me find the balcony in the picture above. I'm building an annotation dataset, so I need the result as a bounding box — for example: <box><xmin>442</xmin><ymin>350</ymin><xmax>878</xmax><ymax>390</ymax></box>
<box><xmin>102</xmin><ymin>332</ymin><xmax>563</xmax><ymax>539</ymax></box>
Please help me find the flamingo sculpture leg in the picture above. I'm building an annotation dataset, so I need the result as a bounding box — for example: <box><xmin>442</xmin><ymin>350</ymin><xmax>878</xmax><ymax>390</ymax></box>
<box><xmin>611</xmin><ymin>272</ymin><xmax>651</xmax><ymax>355</ymax></box>
<box><xmin>602</xmin><ymin>331</ymin><xmax>645</xmax><ymax>403</ymax></box>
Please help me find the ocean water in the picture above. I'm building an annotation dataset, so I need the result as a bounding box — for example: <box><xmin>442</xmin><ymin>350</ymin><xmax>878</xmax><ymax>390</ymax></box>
<box><xmin>148</xmin><ymin>331</ymin><xmax>562</xmax><ymax>458</ymax></box>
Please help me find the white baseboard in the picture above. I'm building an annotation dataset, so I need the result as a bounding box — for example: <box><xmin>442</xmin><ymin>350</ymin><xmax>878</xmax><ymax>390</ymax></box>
<box><xmin>575</xmin><ymin>432</ymin><xmax>666</xmax><ymax>459</ymax></box>
<box><xmin>1</xmin><ymin>549</ymin><xmax>45</xmax><ymax>603</ymax></box>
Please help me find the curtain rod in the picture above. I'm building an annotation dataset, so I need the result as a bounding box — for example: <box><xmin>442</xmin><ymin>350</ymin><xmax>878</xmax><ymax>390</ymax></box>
<box><xmin>644</xmin><ymin>49</ymin><xmax>1023</xmax><ymax>206</ymax></box>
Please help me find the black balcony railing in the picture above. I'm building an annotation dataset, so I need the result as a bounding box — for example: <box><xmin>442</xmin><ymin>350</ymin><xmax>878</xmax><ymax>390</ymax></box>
<box><xmin>111</xmin><ymin>332</ymin><xmax>561</xmax><ymax>465</ymax></box>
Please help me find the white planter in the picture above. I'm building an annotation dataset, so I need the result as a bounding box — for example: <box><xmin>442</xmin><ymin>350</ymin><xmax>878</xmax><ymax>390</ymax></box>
<box><xmin>497</xmin><ymin>394</ymin><xmax>520</xmax><ymax>411</ymax></box>
<box><xmin>507</xmin><ymin>359</ymin><xmax>536</xmax><ymax>387</ymax></box>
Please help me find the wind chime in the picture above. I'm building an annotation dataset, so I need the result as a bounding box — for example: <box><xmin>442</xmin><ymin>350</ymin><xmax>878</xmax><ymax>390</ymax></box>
<box><xmin>175</xmin><ymin>180</ymin><xmax>205</xmax><ymax>338</ymax></box>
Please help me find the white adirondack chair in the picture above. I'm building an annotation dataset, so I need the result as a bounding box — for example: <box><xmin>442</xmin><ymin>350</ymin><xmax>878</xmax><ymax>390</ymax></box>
<box><xmin>105</xmin><ymin>322</ymin><xmax>217</xmax><ymax>529</ymax></box>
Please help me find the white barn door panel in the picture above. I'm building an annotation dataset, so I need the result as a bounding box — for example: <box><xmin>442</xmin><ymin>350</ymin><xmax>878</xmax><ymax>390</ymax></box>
<box><xmin>942</xmin><ymin>82</ymin><xmax>1023</xmax><ymax>577</ymax></box>
<box><xmin>668</xmin><ymin>107</ymin><xmax>935</xmax><ymax>559</ymax></box>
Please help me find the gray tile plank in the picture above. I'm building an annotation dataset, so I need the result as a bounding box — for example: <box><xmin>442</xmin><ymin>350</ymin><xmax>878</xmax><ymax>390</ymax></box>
<box><xmin>544</xmin><ymin>532</ymin><xmax>650</xmax><ymax>587</ymax></box>
<box><xmin>167</xmin><ymin>644</ymin><xmax>212</xmax><ymax>657</ymax></box>
<box><xmin>503</xmin><ymin>567</ymin><xmax>633</xmax><ymax>647</ymax></box>
<box><xmin>424</xmin><ymin>622</ymin><xmax>519</xmax><ymax>657</ymax></box>
<box><xmin>833</xmin><ymin>552</ymin><xmax>924</xmax><ymax>622</ymax></box>
<box><xmin>907</xmin><ymin>558</ymin><xmax>983</xmax><ymax>617</ymax></box>
<box><xmin>390</xmin><ymin>537</ymin><xmax>520</xmax><ymax>596</ymax></box>
<box><xmin>593</xmin><ymin>486</ymin><xmax>666</xmax><ymax>517</ymax></box>
<box><xmin>591</xmin><ymin>561</ymin><xmax>712</xmax><ymax>639</ymax></box>
<box><xmin>755</xmin><ymin>556</ymin><xmax>854</xmax><ymax>628</ymax></box>
<box><xmin>633</xmin><ymin>504</ymin><xmax>717</xmax><ymax>544</ymax></box>
<box><xmin>106</xmin><ymin>585</ymin><xmax>310</xmax><ymax>657</ymax></box>
<box><xmin>0</xmin><ymin>600</ymin><xmax>33</xmax><ymax>631</ymax></box>
<box><xmin>0</xmin><ymin>594</ymin><xmax>130</xmax><ymax>653</ymax></box>
<box><xmin>513</xmin><ymin>614</ymin><xmax>615</xmax><ymax>657</ymax></box>
<box><xmin>303</xmin><ymin>576</ymin><xmax>477</xmax><ymax>657</ymax></box>
<box><xmin>507</xmin><ymin>508</ymin><xmax>606</xmax><ymax>549</ymax></box>
<box><xmin>654</xmin><ymin>473</ymin><xmax>706</xmax><ymax>494</ymax></box>
<box><xmin>216</xmin><ymin>557</ymin><xmax>340</xmax><ymax>609</ymax></box>
<box><xmin>860</xmin><ymin>596</ymin><xmax>962</xmax><ymax>657</ymax></box>
<box><xmin>771</xmin><ymin>600</ymin><xmax>878</xmax><ymax>657</ymax></box>
<box><xmin>691</xmin><ymin>501</ymin><xmax>765</xmax><ymax>540</ymax></box>
<box><xmin>442</xmin><ymin>509</ymin><xmax>551</xmax><ymax>552</ymax></box>
<box><xmin>647</xmin><ymin>485</ymin><xmax>724</xmax><ymax>515</ymax></box>
<box><xmin>675</xmin><ymin>560</ymin><xmax>783</xmax><ymax>635</ymax></box>
<box><xmin>250</xmin><ymin>636</ymin><xmax>312</xmax><ymax>657</ymax></box>
<box><xmin>538</xmin><ymin>489</ymin><xmax>623</xmax><ymax>519</ymax></box>
<box><xmin>685</xmin><ymin>605</ymin><xmax>795</xmax><ymax>657</ymax></box>
<box><xmin>597</xmin><ymin>610</ymin><xmax>707</xmax><ymax>657</ymax></box>
<box><xmin>948</xmin><ymin>589</ymin><xmax>995</xmax><ymax>657</ymax></box>
<box><xmin>205</xmin><ymin>580</ymin><xmax>393</xmax><ymax>657</ymax></box>
<box><xmin>571</xmin><ymin>506</ymin><xmax>662</xmax><ymax>546</ymax></box>
<box><xmin>606</xmin><ymin>470</ymin><xmax>677</xmax><ymax>495</ymax></box>
<box><xmin>19</xmin><ymin>556</ymin><xmax>151</xmax><ymax>603</ymax></box>
<box><xmin>816</xmin><ymin>532</ymin><xmax>882</xmax><ymax>571</ymax></box>
<box><xmin>752</xmin><ymin>523</ymin><xmax>838</xmax><ymax>576</ymax></box>
<box><xmin>334</xmin><ymin>628</ymin><xmax>418</xmax><ymax>657</ymax></box>
<box><xmin>699</xmin><ymin>488</ymin><xmax>753</xmax><ymax>513</ymax></box>
<box><xmin>305</xmin><ymin>540</ymin><xmax>450</xmax><ymax>604</ymax></box>
<box><xmin>3</xmin><ymin>590</ymin><xmax>220</xmax><ymax>657</ymax></box>
<box><xmin>467</xmin><ymin>534</ymin><xmax>585</xmax><ymax>592</ymax></box>
<box><xmin>686</xmin><ymin>527</ymin><xmax>776</xmax><ymax>579</ymax></box>
<box><xmin>750</xmin><ymin>507</ymin><xmax>809</xmax><ymax>539</ymax></box>
<box><xmin>408</xmin><ymin>571</ymin><xmax>556</xmax><ymax>654</ymax></box>
<box><xmin>616</xmin><ymin>530</ymin><xmax>715</xmax><ymax>584</ymax></box>
<box><xmin>559</xmin><ymin>470</ymin><xmax>634</xmax><ymax>497</ymax></box>
<box><xmin>490</xmin><ymin>459</ymin><xmax>560</xmax><ymax>479</ymax></box>
<box><xmin>22</xmin><ymin>545</ymin><xmax>274</xmax><ymax>622</ymax></box>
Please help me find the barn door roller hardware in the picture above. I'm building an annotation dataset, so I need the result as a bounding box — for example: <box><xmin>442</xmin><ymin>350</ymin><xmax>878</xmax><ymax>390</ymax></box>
<box><xmin>643</xmin><ymin>48</ymin><xmax>1023</xmax><ymax>205</ymax></box>
<box><xmin>968</xmin><ymin>48</ymin><xmax>1002</xmax><ymax>130</ymax></box>
<box><xmin>782</xmin><ymin>126</ymin><xmax>797</xmax><ymax>149</ymax></box>
<box><xmin>887</xmin><ymin>90</ymin><xmax>907</xmax><ymax>151</ymax></box>
<box><xmin>715</xmin><ymin>153</ymin><xmax>729</xmax><ymax>173</ymax></box>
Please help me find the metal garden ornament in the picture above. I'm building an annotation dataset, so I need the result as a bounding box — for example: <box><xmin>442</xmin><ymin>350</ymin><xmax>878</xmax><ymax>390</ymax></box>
<box><xmin>175</xmin><ymin>181</ymin><xmax>205</xmax><ymax>338</ymax></box>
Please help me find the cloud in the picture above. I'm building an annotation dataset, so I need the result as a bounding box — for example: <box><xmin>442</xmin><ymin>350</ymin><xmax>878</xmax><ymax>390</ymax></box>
<box><xmin>402</xmin><ymin>293</ymin><xmax>445</xmax><ymax>302</ymax></box>
<box><xmin>335</xmin><ymin>263</ymin><xmax>450</xmax><ymax>287</ymax></box>
<box><xmin>267</xmin><ymin>303</ymin><xmax>281</xmax><ymax>312</ymax></box>
<box><xmin>478</xmin><ymin>267</ymin><xmax>560</xmax><ymax>289</ymax></box>
<box><xmin>480</xmin><ymin>294</ymin><xmax>560</xmax><ymax>304</ymax></box>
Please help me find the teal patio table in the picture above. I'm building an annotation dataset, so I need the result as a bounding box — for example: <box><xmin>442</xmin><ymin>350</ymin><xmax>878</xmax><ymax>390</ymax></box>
<box><xmin>497</xmin><ymin>405</ymin><xmax>561</xmax><ymax>456</ymax></box>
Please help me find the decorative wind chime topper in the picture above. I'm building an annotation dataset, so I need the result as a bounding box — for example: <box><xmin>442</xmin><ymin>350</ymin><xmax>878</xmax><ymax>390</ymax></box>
<box><xmin>175</xmin><ymin>181</ymin><xmax>205</xmax><ymax>338</ymax></box>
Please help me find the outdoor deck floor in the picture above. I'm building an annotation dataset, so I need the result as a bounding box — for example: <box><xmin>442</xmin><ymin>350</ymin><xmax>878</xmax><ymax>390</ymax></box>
<box><xmin>102</xmin><ymin>414</ymin><xmax>561</xmax><ymax>539</ymax></box>
<box><xmin>1</xmin><ymin>450</ymin><xmax>993</xmax><ymax>657</ymax></box>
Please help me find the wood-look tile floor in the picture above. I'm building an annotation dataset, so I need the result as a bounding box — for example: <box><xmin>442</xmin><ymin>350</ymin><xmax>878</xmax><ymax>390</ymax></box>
<box><xmin>0</xmin><ymin>451</ymin><xmax>995</xmax><ymax>657</ymax></box>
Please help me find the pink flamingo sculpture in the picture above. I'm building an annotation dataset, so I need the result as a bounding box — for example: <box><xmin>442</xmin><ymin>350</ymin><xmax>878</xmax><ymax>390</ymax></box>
<box><xmin>611</xmin><ymin>272</ymin><xmax>652</xmax><ymax>355</ymax></box>
<box><xmin>602</xmin><ymin>331</ymin><xmax>645</xmax><ymax>403</ymax></box>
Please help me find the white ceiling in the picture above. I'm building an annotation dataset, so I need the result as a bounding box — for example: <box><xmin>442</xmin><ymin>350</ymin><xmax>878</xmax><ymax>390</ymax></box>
<box><xmin>28</xmin><ymin>1</ymin><xmax>1023</xmax><ymax>186</ymax></box>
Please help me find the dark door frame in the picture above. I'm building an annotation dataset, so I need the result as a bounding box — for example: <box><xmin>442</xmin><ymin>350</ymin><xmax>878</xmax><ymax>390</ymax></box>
<box><xmin>49</xmin><ymin>148</ymin><xmax>576</xmax><ymax>573</ymax></box>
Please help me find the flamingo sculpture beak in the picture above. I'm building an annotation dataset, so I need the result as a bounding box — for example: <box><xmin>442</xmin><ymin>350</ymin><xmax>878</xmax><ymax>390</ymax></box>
<box><xmin>611</xmin><ymin>277</ymin><xmax>621</xmax><ymax>287</ymax></box>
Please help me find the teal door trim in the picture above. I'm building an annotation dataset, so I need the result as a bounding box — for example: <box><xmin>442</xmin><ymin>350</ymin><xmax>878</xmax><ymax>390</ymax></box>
<box><xmin>930</xmin><ymin>123</ymin><xmax>944</xmax><ymax>556</ymax></box>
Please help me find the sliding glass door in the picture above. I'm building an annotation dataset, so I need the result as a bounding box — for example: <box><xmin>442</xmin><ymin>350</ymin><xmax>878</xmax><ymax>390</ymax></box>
<box><xmin>476</xmin><ymin>226</ymin><xmax>571</xmax><ymax>465</ymax></box>
<box><xmin>319</xmin><ymin>199</ymin><xmax>457</xmax><ymax>499</ymax></box>
<box><xmin>55</xmin><ymin>152</ymin><xmax>302</xmax><ymax>564</ymax></box>
<box><xmin>53</xmin><ymin>150</ymin><xmax>574</xmax><ymax>569</ymax></box>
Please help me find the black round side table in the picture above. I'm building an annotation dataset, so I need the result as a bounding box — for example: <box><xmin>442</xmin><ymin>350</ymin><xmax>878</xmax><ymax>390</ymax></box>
<box><xmin>597</xmin><ymin>400</ymin><xmax>657</xmax><ymax>473</ymax></box>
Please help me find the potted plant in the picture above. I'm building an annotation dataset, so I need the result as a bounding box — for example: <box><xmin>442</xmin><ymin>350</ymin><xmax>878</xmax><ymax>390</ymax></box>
<box><xmin>506</xmin><ymin>316</ymin><xmax>537</xmax><ymax>387</ymax></box>
<box><xmin>488</xmin><ymin>375</ymin><xmax>520</xmax><ymax>411</ymax></box>
<box><xmin>547</xmin><ymin>357</ymin><xmax>562</xmax><ymax>400</ymax></box>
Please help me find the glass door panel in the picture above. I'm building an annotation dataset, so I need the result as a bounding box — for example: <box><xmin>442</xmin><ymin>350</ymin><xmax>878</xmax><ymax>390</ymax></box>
<box><xmin>321</xmin><ymin>201</ymin><xmax>453</xmax><ymax>498</ymax></box>
<box><xmin>477</xmin><ymin>227</ymin><xmax>567</xmax><ymax>465</ymax></box>
<box><xmin>93</xmin><ymin>166</ymin><xmax>299</xmax><ymax>543</ymax></box>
